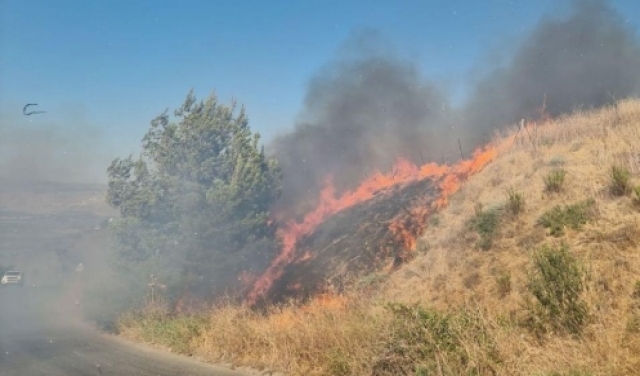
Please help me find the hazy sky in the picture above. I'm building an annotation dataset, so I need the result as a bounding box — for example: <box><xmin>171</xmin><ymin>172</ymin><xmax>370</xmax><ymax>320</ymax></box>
<box><xmin>1</xmin><ymin>0</ymin><xmax>639</xmax><ymax>183</ymax></box>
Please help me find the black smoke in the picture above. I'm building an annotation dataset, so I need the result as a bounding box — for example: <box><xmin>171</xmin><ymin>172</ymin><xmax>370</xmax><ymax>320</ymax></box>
<box><xmin>270</xmin><ymin>30</ymin><xmax>453</xmax><ymax>215</ymax></box>
<box><xmin>462</xmin><ymin>0</ymin><xmax>640</xmax><ymax>143</ymax></box>
<box><xmin>271</xmin><ymin>0</ymin><xmax>640</xmax><ymax>216</ymax></box>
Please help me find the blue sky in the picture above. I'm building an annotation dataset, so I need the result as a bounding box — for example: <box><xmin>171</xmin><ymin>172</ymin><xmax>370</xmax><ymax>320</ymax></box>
<box><xmin>1</xmin><ymin>0</ymin><xmax>639</xmax><ymax>182</ymax></box>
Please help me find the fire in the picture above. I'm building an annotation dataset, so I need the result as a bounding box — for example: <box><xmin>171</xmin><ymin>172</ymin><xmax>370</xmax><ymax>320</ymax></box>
<box><xmin>300</xmin><ymin>293</ymin><xmax>348</xmax><ymax>312</ymax></box>
<box><xmin>238</xmin><ymin>270</ymin><xmax>256</xmax><ymax>288</ymax></box>
<box><xmin>387</xmin><ymin>146</ymin><xmax>499</xmax><ymax>253</ymax></box>
<box><xmin>296</xmin><ymin>250</ymin><xmax>314</xmax><ymax>263</ymax></box>
<box><xmin>388</xmin><ymin>206</ymin><xmax>430</xmax><ymax>251</ymax></box>
<box><xmin>247</xmin><ymin>143</ymin><xmax>500</xmax><ymax>305</ymax></box>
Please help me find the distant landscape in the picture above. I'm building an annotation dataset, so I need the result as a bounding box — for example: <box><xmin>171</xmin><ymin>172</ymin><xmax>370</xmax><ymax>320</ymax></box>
<box><xmin>0</xmin><ymin>178</ymin><xmax>115</xmax><ymax>288</ymax></box>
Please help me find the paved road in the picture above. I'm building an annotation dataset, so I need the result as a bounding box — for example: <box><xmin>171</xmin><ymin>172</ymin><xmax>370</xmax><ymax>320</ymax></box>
<box><xmin>0</xmin><ymin>286</ymin><xmax>252</xmax><ymax>376</ymax></box>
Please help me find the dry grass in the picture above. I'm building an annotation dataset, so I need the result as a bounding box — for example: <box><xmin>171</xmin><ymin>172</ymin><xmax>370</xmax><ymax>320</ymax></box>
<box><xmin>384</xmin><ymin>99</ymin><xmax>640</xmax><ymax>375</ymax></box>
<box><xmin>119</xmin><ymin>99</ymin><xmax>640</xmax><ymax>375</ymax></box>
<box><xmin>119</xmin><ymin>293</ymin><xmax>389</xmax><ymax>375</ymax></box>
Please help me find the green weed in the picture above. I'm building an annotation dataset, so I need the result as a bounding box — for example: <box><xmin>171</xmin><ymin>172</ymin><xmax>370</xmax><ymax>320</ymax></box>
<box><xmin>372</xmin><ymin>303</ymin><xmax>500</xmax><ymax>376</ymax></box>
<box><xmin>633</xmin><ymin>186</ymin><xmax>640</xmax><ymax>205</ymax></box>
<box><xmin>544</xmin><ymin>169</ymin><xmax>566</xmax><ymax>193</ymax></box>
<box><xmin>548</xmin><ymin>156</ymin><xmax>566</xmax><ymax>167</ymax></box>
<box><xmin>632</xmin><ymin>281</ymin><xmax>640</xmax><ymax>300</ymax></box>
<box><xmin>472</xmin><ymin>205</ymin><xmax>501</xmax><ymax>250</ymax></box>
<box><xmin>118</xmin><ymin>311</ymin><xmax>207</xmax><ymax>354</ymax></box>
<box><xmin>610</xmin><ymin>165</ymin><xmax>632</xmax><ymax>196</ymax></box>
<box><xmin>495</xmin><ymin>272</ymin><xmax>512</xmax><ymax>298</ymax></box>
<box><xmin>506</xmin><ymin>188</ymin><xmax>525</xmax><ymax>216</ymax></box>
<box><xmin>524</xmin><ymin>244</ymin><xmax>589</xmax><ymax>336</ymax></box>
<box><xmin>538</xmin><ymin>370</ymin><xmax>593</xmax><ymax>376</ymax></box>
<box><xmin>537</xmin><ymin>199</ymin><xmax>595</xmax><ymax>237</ymax></box>
<box><xmin>626</xmin><ymin>313</ymin><xmax>640</xmax><ymax>333</ymax></box>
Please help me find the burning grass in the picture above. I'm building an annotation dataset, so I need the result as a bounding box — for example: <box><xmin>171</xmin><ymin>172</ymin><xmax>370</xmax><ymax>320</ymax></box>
<box><xmin>118</xmin><ymin>99</ymin><xmax>640</xmax><ymax>375</ymax></box>
<box><xmin>259</xmin><ymin>178</ymin><xmax>438</xmax><ymax>305</ymax></box>
<box><xmin>247</xmin><ymin>147</ymin><xmax>499</xmax><ymax>305</ymax></box>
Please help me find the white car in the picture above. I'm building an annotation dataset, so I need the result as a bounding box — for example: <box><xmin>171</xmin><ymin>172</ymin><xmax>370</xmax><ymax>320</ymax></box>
<box><xmin>1</xmin><ymin>271</ymin><xmax>24</xmax><ymax>286</ymax></box>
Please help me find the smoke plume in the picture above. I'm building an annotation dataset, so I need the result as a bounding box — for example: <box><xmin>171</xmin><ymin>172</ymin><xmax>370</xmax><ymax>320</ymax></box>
<box><xmin>461</xmin><ymin>0</ymin><xmax>640</xmax><ymax>143</ymax></box>
<box><xmin>0</xmin><ymin>102</ymin><xmax>111</xmax><ymax>184</ymax></box>
<box><xmin>270</xmin><ymin>30</ymin><xmax>452</xmax><ymax>215</ymax></box>
<box><xmin>272</xmin><ymin>1</ymin><xmax>640</xmax><ymax>215</ymax></box>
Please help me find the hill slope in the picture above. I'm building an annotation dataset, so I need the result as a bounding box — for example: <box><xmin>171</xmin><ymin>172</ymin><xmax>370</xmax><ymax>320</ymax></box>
<box><xmin>118</xmin><ymin>99</ymin><xmax>640</xmax><ymax>376</ymax></box>
<box><xmin>382</xmin><ymin>99</ymin><xmax>640</xmax><ymax>375</ymax></box>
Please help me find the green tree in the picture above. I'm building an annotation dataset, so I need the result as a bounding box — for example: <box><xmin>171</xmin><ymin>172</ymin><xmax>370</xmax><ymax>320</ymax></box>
<box><xmin>106</xmin><ymin>90</ymin><xmax>282</xmax><ymax>300</ymax></box>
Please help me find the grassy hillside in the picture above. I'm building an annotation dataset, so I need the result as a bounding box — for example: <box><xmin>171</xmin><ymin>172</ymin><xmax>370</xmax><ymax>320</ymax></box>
<box><xmin>117</xmin><ymin>99</ymin><xmax>640</xmax><ymax>376</ymax></box>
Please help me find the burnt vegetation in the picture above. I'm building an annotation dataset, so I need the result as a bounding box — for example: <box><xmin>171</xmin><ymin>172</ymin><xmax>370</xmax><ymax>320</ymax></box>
<box><xmin>264</xmin><ymin>178</ymin><xmax>438</xmax><ymax>305</ymax></box>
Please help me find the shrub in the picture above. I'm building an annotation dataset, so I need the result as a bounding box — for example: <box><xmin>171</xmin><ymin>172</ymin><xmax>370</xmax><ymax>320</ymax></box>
<box><xmin>633</xmin><ymin>186</ymin><xmax>640</xmax><ymax>205</ymax></box>
<box><xmin>415</xmin><ymin>239</ymin><xmax>430</xmax><ymax>253</ymax></box>
<box><xmin>495</xmin><ymin>272</ymin><xmax>512</xmax><ymax>298</ymax></box>
<box><xmin>506</xmin><ymin>188</ymin><xmax>525</xmax><ymax>216</ymax></box>
<box><xmin>544</xmin><ymin>169</ymin><xmax>566</xmax><ymax>193</ymax></box>
<box><xmin>610</xmin><ymin>165</ymin><xmax>632</xmax><ymax>196</ymax></box>
<box><xmin>326</xmin><ymin>349</ymin><xmax>352</xmax><ymax>376</ymax></box>
<box><xmin>537</xmin><ymin>199</ymin><xmax>595</xmax><ymax>237</ymax></box>
<box><xmin>471</xmin><ymin>205</ymin><xmax>501</xmax><ymax>250</ymax></box>
<box><xmin>117</xmin><ymin>310</ymin><xmax>207</xmax><ymax>354</ymax></box>
<box><xmin>541</xmin><ymin>370</ymin><xmax>594</xmax><ymax>376</ymax></box>
<box><xmin>372</xmin><ymin>304</ymin><xmax>500</xmax><ymax>376</ymax></box>
<box><xmin>627</xmin><ymin>313</ymin><xmax>640</xmax><ymax>333</ymax></box>
<box><xmin>525</xmin><ymin>244</ymin><xmax>588</xmax><ymax>336</ymax></box>
<box><xmin>632</xmin><ymin>281</ymin><xmax>640</xmax><ymax>300</ymax></box>
<box><xmin>548</xmin><ymin>156</ymin><xmax>566</xmax><ymax>167</ymax></box>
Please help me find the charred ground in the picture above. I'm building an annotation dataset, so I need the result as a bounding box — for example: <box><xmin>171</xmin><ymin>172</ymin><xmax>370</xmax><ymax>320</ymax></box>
<box><xmin>262</xmin><ymin>178</ymin><xmax>437</xmax><ymax>305</ymax></box>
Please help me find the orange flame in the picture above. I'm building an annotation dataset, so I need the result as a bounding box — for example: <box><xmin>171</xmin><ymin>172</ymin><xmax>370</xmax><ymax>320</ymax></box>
<box><xmin>296</xmin><ymin>250</ymin><xmax>314</xmax><ymax>263</ymax></box>
<box><xmin>239</xmin><ymin>270</ymin><xmax>256</xmax><ymax>288</ymax></box>
<box><xmin>388</xmin><ymin>206</ymin><xmax>431</xmax><ymax>251</ymax></box>
<box><xmin>247</xmin><ymin>144</ymin><xmax>499</xmax><ymax>305</ymax></box>
<box><xmin>300</xmin><ymin>293</ymin><xmax>348</xmax><ymax>313</ymax></box>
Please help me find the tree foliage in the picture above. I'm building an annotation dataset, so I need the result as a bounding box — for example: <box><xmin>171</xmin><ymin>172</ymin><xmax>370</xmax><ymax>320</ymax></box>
<box><xmin>106</xmin><ymin>90</ymin><xmax>282</xmax><ymax>298</ymax></box>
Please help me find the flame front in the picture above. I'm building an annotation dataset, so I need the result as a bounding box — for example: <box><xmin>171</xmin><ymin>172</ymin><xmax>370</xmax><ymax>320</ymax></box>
<box><xmin>247</xmin><ymin>143</ymin><xmax>500</xmax><ymax>305</ymax></box>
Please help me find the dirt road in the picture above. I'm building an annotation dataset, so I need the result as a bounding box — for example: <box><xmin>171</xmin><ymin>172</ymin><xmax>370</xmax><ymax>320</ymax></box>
<box><xmin>0</xmin><ymin>286</ymin><xmax>251</xmax><ymax>376</ymax></box>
